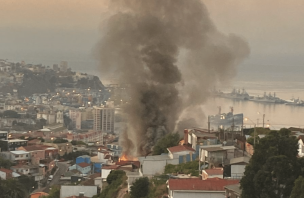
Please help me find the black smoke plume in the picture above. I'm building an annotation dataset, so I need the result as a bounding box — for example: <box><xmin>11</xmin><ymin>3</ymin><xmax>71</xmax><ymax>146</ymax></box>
<box><xmin>94</xmin><ymin>0</ymin><xmax>250</xmax><ymax>156</ymax></box>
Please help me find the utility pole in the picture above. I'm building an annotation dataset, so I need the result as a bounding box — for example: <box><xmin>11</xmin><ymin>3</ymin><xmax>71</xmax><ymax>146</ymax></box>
<box><xmin>263</xmin><ymin>114</ymin><xmax>265</xmax><ymax>128</ymax></box>
<box><xmin>254</xmin><ymin>124</ymin><xmax>256</xmax><ymax>146</ymax></box>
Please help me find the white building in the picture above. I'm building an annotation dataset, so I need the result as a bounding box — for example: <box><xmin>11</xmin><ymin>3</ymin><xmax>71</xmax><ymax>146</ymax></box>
<box><xmin>229</xmin><ymin>157</ymin><xmax>250</xmax><ymax>179</ymax></box>
<box><xmin>138</xmin><ymin>154</ymin><xmax>179</xmax><ymax>176</ymax></box>
<box><xmin>56</xmin><ymin>111</ymin><xmax>64</xmax><ymax>124</ymax></box>
<box><xmin>60</xmin><ymin>185</ymin><xmax>97</xmax><ymax>198</ymax></box>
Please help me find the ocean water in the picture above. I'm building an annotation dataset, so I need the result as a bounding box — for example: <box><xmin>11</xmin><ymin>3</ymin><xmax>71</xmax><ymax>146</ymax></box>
<box><xmin>202</xmin><ymin>78</ymin><xmax>304</xmax><ymax>130</ymax></box>
<box><xmin>4</xmin><ymin>53</ymin><xmax>304</xmax><ymax>130</ymax></box>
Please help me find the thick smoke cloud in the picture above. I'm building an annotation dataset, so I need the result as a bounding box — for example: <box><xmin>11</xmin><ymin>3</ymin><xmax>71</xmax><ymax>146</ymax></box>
<box><xmin>94</xmin><ymin>0</ymin><xmax>250</xmax><ymax>156</ymax></box>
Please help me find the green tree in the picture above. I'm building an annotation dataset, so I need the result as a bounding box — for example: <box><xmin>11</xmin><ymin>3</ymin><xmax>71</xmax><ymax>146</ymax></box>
<box><xmin>3</xmin><ymin>110</ymin><xmax>20</xmax><ymax>118</ymax></box>
<box><xmin>53</xmin><ymin>138</ymin><xmax>68</xmax><ymax>143</ymax></box>
<box><xmin>17</xmin><ymin>175</ymin><xmax>36</xmax><ymax>193</ymax></box>
<box><xmin>106</xmin><ymin>170</ymin><xmax>125</xmax><ymax>185</ymax></box>
<box><xmin>130</xmin><ymin>177</ymin><xmax>149</xmax><ymax>198</ymax></box>
<box><xmin>98</xmin><ymin>170</ymin><xmax>126</xmax><ymax>198</ymax></box>
<box><xmin>153</xmin><ymin>133</ymin><xmax>180</xmax><ymax>155</ymax></box>
<box><xmin>291</xmin><ymin>176</ymin><xmax>304</xmax><ymax>198</ymax></box>
<box><xmin>240</xmin><ymin>128</ymin><xmax>302</xmax><ymax>198</ymax></box>
<box><xmin>0</xmin><ymin>156</ymin><xmax>14</xmax><ymax>169</ymax></box>
<box><xmin>0</xmin><ymin>178</ymin><xmax>28</xmax><ymax>198</ymax></box>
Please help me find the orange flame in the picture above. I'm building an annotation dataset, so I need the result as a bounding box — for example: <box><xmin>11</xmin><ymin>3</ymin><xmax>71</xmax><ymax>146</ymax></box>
<box><xmin>119</xmin><ymin>154</ymin><xmax>138</xmax><ymax>162</ymax></box>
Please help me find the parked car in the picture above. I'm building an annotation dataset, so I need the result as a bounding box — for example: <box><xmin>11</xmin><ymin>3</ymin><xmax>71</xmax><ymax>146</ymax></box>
<box><xmin>48</xmin><ymin>175</ymin><xmax>53</xmax><ymax>181</ymax></box>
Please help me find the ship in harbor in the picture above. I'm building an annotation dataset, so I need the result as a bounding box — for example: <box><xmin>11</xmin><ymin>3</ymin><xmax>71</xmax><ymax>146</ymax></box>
<box><xmin>208</xmin><ymin>107</ymin><xmax>243</xmax><ymax>131</ymax></box>
<box><xmin>285</xmin><ymin>97</ymin><xmax>304</xmax><ymax>106</ymax></box>
<box><xmin>249</xmin><ymin>92</ymin><xmax>286</xmax><ymax>104</ymax></box>
<box><xmin>213</xmin><ymin>88</ymin><xmax>251</xmax><ymax>100</ymax></box>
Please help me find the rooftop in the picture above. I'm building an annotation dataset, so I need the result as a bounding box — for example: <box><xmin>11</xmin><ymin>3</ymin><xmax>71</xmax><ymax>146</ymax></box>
<box><xmin>5</xmin><ymin>139</ymin><xmax>28</xmax><ymax>143</ymax></box>
<box><xmin>225</xmin><ymin>183</ymin><xmax>242</xmax><ymax>195</ymax></box>
<box><xmin>204</xmin><ymin>168</ymin><xmax>224</xmax><ymax>176</ymax></box>
<box><xmin>77</xmin><ymin>162</ymin><xmax>90</xmax><ymax>168</ymax></box>
<box><xmin>10</xmin><ymin>150</ymin><xmax>29</xmax><ymax>155</ymax></box>
<box><xmin>167</xmin><ymin>145</ymin><xmax>195</xmax><ymax>153</ymax></box>
<box><xmin>0</xmin><ymin>168</ymin><xmax>13</xmax><ymax>174</ymax></box>
<box><xmin>168</xmin><ymin>178</ymin><xmax>239</xmax><ymax>191</ymax></box>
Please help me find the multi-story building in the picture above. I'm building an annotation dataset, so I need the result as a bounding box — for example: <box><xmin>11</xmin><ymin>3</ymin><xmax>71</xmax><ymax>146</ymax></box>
<box><xmin>60</xmin><ymin>61</ymin><xmax>68</xmax><ymax>72</ymax></box>
<box><xmin>56</xmin><ymin>111</ymin><xmax>64</xmax><ymax>124</ymax></box>
<box><xmin>67</xmin><ymin>130</ymin><xmax>103</xmax><ymax>144</ymax></box>
<box><xmin>0</xmin><ymin>131</ymin><xmax>8</xmax><ymax>141</ymax></box>
<box><xmin>69</xmin><ymin>109</ymin><xmax>82</xmax><ymax>130</ymax></box>
<box><xmin>93</xmin><ymin>107</ymin><xmax>114</xmax><ymax>133</ymax></box>
<box><xmin>0</xmin><ymin>139</ymin><xmax>28</xmax><ymax>151</ymax></box>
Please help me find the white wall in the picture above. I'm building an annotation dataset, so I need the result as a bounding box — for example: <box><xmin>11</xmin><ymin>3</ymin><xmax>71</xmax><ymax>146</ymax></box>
<box><xmin>298</xmin><ymin>139</ymin><xmax>304</xmax><ymax>157</ymax></box>
<box><xmin>142</xmin><ymin>160</ymin><xmax>167</xmax><ymax>176</ymax></box>
<box><xmin>101</xmin><ymin>169</ymin><xmax>111</xmax><ymax>180</ymax></box>
<box><xmin>231</xmin><ymin>165</ymin><xmax>246</xmax><ymax>179</ymax></box>
<box><xmin>0</xmin><ymin>171</ymin><xmax>6</xmax><ymax>179</ymax></box>
<box><xmin>60</xmin><ymin>186</ymin><xmax>97</xmax><ymax>198</ymax></box>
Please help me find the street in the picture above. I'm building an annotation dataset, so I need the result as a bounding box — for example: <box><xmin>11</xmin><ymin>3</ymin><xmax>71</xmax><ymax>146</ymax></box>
<box><xmin>44</xmin><ymin>161</ymin><xmax>70</xmax><ymax>193</ymax></box>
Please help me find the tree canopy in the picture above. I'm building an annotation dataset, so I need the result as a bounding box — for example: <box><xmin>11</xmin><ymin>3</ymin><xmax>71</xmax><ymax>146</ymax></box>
<box><xmin>130</xmin><ymin>177</ymin><xmax>149</xmax><ymax>198</ymax></box>
<box><xmin>2</xmin><ymin>110</ymin><xmax>20</xmax><ymax>118</ymax></box>
<box><xmin>0</xmin><ymin>156</ymin><xmax>14</xmax><ymax>169</ymax></box>
<box><xmin>0</xmin><ymin>178</ymin><xmax>28</xmax><ymax>198</ymax></box>
<box><xmin>153</xmin><ymin>133</ymin><xmax>180</xmax><ymax>155</ymax></box>
<box><xmin>106</xmin><ymin>170</ymin><xmax>125</xmax><ymax>185</ymax></box>
<box><xmin>290</xmin><ymin>176</ymin><xmax>304</xmax><ymax>198</ymax></box>
<box><xmin>240</xmin><ymin>128</ymin><xmax>304</xmax><ymax>198</ymax></box>
<box><xmin>53</xmin><ymin>138</ymin><xmax>68</xmax><ymax>143</ymax></box>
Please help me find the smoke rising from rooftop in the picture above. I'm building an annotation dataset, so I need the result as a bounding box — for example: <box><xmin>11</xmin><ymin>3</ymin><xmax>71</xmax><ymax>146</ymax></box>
<box><xmin>94</xmin><ymin>0</ymin><xmax>250</xmax><ymax>156</ymax></box>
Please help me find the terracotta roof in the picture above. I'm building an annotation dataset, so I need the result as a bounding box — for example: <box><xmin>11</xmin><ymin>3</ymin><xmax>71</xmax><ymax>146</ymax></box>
<box><xmin>30</xmin><ymin>192</ymin><xmax>49</xmax><ymax>198</ymax></box>
<box><xmin>102</xmin><ymin>165</ymin><xmax>120</xmax><ymax>170</ymax></box>
<box><xmin>116</xmin><ymin>161</ymin><xmax>140</xmax><ymax>168</ymax></box>
<box><xmin>20</xmin><ymin>145</ymin><xmax>51</xmax><ymax>151</ymax></box>
<box><xmin>66</xmin><ymin>196</ymin><xmax>89</xmax><ymax>198</ymax></box>
<box><xmin>77</xmin><ymin>162</ymin><xmax>90</xmax><ymax>168</ymax></box>
<box><xmin>167</xmin><ymin>145</ymin><xmax>195</xmax><ymax>153</ymax></box>
<box><xmin>28</xmin><ymin>139</ymin><xmax>41</xmax><ymax>143</ymax></box>
<box><xmin>204</xmin><ymin>168</ymin><xmax>223</xmax><ymax>176</ymax></box>
<box><xmin>168</xmin><ymin>178</ymin><xmax>239</xmax><ymax>191</ymax></box>
<box><xmin>0</xmin><ymin>168</ymin><xmax>13</xmax><ymax>174</ymax></box>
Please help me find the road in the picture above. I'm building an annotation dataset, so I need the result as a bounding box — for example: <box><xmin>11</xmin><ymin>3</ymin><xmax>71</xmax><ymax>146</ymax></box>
<box><xmin>44</xmin><ymin>161</ymin><xmax>70</xmax><ymax>193</ymax></box>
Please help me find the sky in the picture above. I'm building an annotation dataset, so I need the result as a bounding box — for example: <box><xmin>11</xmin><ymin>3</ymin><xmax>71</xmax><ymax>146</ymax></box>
<box><xmin>0</xmin><ymin>0</ymin><xmax>303</xmax><ymax>77</ymax></box>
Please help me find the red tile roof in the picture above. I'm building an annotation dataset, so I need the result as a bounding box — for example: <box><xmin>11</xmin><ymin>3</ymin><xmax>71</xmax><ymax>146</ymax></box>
<box><xmin>0</xmin><ymin>168</ymin><xmax>13</xmax><ymax>174</ymax></box>
<box><xmin>167</xmin><ymin>145</ymin><xmax>195</xmax><ymax>153</ymax></box>
<box><xmin>168</xmin><ymin>178</ymin><xmax>239</xmax><ymax>191</ymax></box>
<box><xmin>102</xmin><ymin>165</ymin><xmax>120</xmax><ymax>170</ymax></box>
<box><xmin>77</xmin><ymin>162</ymin><xmax>90</xmax><ymax>168</ymax></box>
<box><xmin>20</xmin><ymin>145</ymin><xmax>51</xmax><ymax>151</ymax></box>
<box><xmin>116</xmin><ymin>161</ymin><xmax>140</xmax><ymax>168</ymax></box>
<box><xmin>204</xmin><ymin>168</ymin><xmax>223</xmax><ymax>176</ymax></box>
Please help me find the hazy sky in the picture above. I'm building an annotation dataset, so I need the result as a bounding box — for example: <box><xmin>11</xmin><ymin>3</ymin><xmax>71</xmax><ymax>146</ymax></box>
<box><xmin>0</xmin><ymin>0</ymin><xmax>303</xmax><ymax>74</ymax></box>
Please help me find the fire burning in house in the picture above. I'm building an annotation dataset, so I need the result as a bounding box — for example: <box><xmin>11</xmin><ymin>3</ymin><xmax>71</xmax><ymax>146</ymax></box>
<box><xmin>118</xmin><ymin>154</ymin><xmax>138</xmax><ymax>162</ymax></box>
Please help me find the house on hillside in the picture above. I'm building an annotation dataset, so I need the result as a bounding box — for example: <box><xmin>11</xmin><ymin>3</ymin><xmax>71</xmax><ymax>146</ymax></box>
<box><xmin>167</xmin><ymin>145</ymin><xmax>196</xmax><ymax>164</ymax></box>
<box><xmin>0</xmin><ymin>168</ymin><xmax>20</xmax><ymax>179</ymax></box>
<box><xmin>167</xmin><ymin>177</ymin><xmax>240</xmax><ymax>198</ymax></box>
<box><xmin>199</xmin><ymin>144</ymin><xmax>236</xmax><ymax>167</ymax></box>
<box><xmin>224</xmin><ymin>157</ymin><xmax>250</xmax><ymax>179</ymax></box>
